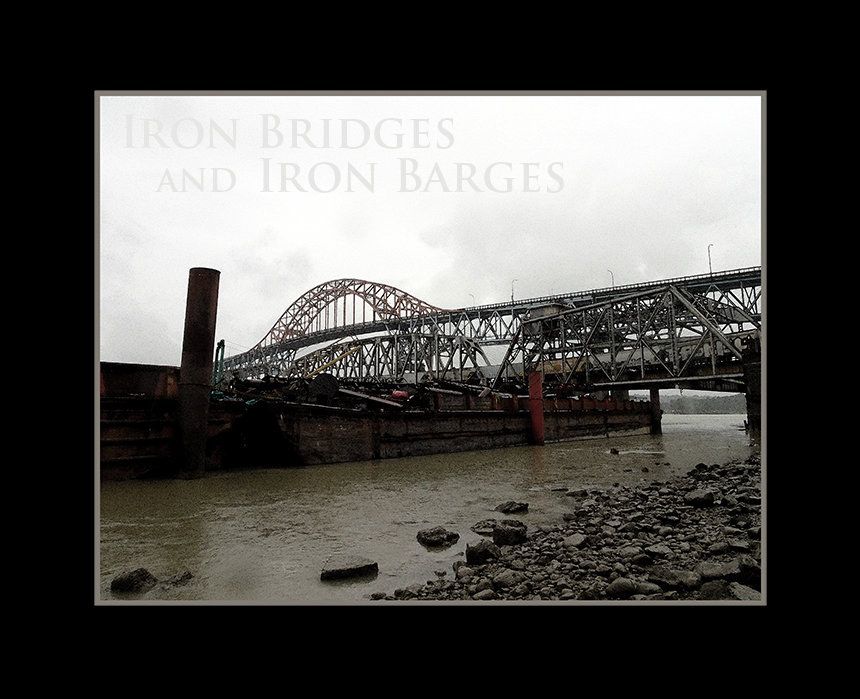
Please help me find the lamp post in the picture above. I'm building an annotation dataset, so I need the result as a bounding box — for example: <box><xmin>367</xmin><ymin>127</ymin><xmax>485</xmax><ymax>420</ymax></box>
<box><xmin>708</xmin><ymin>244</ymin><xmax>713</xmax><ymax>275</ymax></box>
<box><xmin>608</xmin><ymin>270</ymin><xmax>614</xmax><ymax>287</ymax></box>
<box><xmin>511</xmin><ymin>279</ymin><xmax>518</xmax><ymax>303</ymax></box>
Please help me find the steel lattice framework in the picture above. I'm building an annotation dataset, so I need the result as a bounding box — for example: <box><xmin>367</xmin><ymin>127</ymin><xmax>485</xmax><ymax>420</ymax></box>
<box><xmin>260</xmin><ymin>278</ymin><xmax>450</xmax><ymax>344</ymax></box>
<box><xmin>492</xmin><ymin>281</ymin><xmax>761</xmax><ymax>391</ymax></box>
<box><xmin>282</xmin><ymin>334</ymin><xmax>491</xmax><ymax>383</ymax></box>
<box><xmin>223</xmin><ymin>267</ymin><xmax>761</xmax><ymax>386</ymax></box>
<box><xmin>225</xmin><ymin>279</ymin><xmax>453</xmax><ymax>379</ymax></box>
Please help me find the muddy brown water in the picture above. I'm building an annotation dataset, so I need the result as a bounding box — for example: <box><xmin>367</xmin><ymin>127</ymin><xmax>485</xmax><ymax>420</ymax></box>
<box><xmin>98</xmin><ymin>414</ymin><xmax>760</xmax><ymax>603</ymax></box>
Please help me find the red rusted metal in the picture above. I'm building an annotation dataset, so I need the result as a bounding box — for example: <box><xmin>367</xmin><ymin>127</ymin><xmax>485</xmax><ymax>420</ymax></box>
<box><xmin>528</xmin><ymin>370</ymin><xmax>545</xmax><ymax>446</ymax></box>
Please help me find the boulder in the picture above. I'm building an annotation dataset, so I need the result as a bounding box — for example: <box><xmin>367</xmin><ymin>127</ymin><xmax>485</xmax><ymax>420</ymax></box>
<box><xmin>320</xmin><ymin>554</ymin><xmax>379</xmax><ymax>581</ymax></box>
<box><xmin>466</xmin><ymin>539</ymin><xmax>501</xmax><ymax>564</ymax></box>
<box><xmin>684</xmin><ymin>489</ymin><xmax>715</xmax><ymax>507</ymax></box>
<box><xmin>605</xmin><ymin>577</ymin><xmax>638</xmax><ymax>599</ymax></box>
<box><xmin>563</xmin><ymin>533</ymin><xmax>587</xmax><ymax>549</ymax></box>
<box><xmin>647</xmin><ymin>566</ymin><xmax>702</xmax><ymax>591</ymax></box>
<box><xmin>697</xmin><ymin>580</ymin><xmax>761</xmax><ymax>601</ymax></box>
<box><xmin>492</xmin><ymin>519</ymin><xmax>528</xmax><ymax>546</ymax></box>
<box><xmin>110</xmin><ymin>567</ymin><xmax>157</xmax><ymax>593</ymax></box>
<box><xmin>416</xmin><ymin>526</ymin><xmax>460</xmax><ymax>548</ymax></box>
<box><xmin>718</xmin><ymin>555</ymin><xmax>761</xmax><ymax>590</ymax></box>
<box><xmin>493</xmin><ymin>568</ymin><xmax>525</xmax><ymax>589</ymax></box>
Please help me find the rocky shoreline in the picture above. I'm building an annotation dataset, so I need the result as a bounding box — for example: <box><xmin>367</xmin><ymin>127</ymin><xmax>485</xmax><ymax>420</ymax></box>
<box><xmin>372</xmin><ymin>454</ymin><xmax>763</xmax><ymax>602</ymax></box>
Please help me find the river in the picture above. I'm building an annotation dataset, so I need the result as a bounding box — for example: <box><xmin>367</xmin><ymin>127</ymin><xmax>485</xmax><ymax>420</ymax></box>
<box><xmin>97</xmin><ymin>413</ymin><xmax>760</xmax><ymax>604</ymax></box>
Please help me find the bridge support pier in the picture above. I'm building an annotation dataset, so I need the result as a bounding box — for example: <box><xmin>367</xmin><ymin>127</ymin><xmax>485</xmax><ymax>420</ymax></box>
<box><xmin>649</xmin><ymin>388</ymin><xmax>662</xmax><ymax>434</ymax></box>
<box><xmin>528</xmin><ymin>370</ymin><xmax>545</xmax><ymax>446</ymax></box>
<box><xmin>178</xmin><ymin>267</ymin><xmax>221</xmax><ymax>479</ymax></box>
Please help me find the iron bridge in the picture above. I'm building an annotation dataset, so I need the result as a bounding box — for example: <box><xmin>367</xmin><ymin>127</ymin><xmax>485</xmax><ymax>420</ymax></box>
<box><xmin>222</xmin><ymin>267</ymin><xmax>762</xmax><ymax>391</ymax></box>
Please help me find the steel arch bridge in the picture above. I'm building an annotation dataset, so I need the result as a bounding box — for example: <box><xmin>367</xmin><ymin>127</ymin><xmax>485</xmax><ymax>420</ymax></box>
<box><xmin>222</xmin><ymin>267</ymin><xmax>762</xmax><ymax>388</ymax></box>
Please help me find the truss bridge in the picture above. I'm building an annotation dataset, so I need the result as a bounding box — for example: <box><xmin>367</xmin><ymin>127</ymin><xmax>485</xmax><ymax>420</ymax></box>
<box><xmin>222</xmin><ymin>267</ymin><xmax>762</xmax><ymax>393</ymax></box>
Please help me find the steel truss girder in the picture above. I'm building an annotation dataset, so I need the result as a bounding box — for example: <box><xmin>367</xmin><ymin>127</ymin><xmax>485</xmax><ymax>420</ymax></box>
<box><xmin>492</xmin><ymin>283</ymin><xmax>761</xmax><ymax>390</ymax></box>
<box><xmin>280</xmin><ymin>333</ymin><xmax>492</xmax><ymax>383</ymax></box>
<box><xmin>224</xmin><ymin>267</ymin><xmax>761</xmax><ymax>382</ymax></box>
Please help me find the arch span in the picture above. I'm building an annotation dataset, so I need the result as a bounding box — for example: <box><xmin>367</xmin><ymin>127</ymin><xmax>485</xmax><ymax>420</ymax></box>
<box><xmin>256</xmin><ymin>278</ymin><xmax>452</xmax><ymax>348</ymax></box>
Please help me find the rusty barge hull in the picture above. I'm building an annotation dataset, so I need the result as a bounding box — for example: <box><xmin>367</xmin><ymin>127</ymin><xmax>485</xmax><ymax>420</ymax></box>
<box><xmin>99</xmin><ymin>362</ymin><xmax>653</xmax><ymax>479</ymax></box>
<box><xmin>261</xmin><ymin>400</ymin><xmax>652</xmax><ymax>466</ymax></box>
<box><xmin>99</xmin><ymin>396</ymin><xmax>652</xmax><ymax>479</ymax></box>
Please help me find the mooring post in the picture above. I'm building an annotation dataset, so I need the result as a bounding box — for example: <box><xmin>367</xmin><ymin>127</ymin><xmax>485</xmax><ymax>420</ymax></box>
<box><xmin>649</xmin><ymin>387</ymin><xmax>662</xmax><ymax>434</ymax></box>
<box><xmin>528</xmin><ymin>370</ymin><xmax>545</xmax><ymax>446</ymax></box>
<box><xmin>178</xmin><ymin>267</ymin><xmax>221</xmax><ymax>479</ymax></box>
<box><xmin>743</xmin><ymin>355</ymin><xmax>761</xmax><ymax>440</ymax></box>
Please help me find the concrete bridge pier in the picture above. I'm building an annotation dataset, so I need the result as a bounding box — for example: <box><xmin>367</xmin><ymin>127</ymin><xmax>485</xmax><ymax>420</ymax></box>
<box><xmin>178</xmin><ymin>267</ymin><xmax>221</xmax><ymax>479</ymax></box>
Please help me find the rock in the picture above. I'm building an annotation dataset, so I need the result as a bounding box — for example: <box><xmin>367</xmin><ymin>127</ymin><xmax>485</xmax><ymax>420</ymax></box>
<box><xmin>708</xmin><ymin>541</ymin><xmax>731</xmax><ymax>555</ymax></box>
<box><xmin>647</xmin><ymin>566</ymin><xmax>702</xmax><ymax>591</ymax></box>
<box><xmin>466</xmin><ymin>539</ymin><xmax>501</xmax><ymax>564</ymax></box>
<box><xmin>455</xmin><ymin>565</ymin><xmax>476</xmax><ymax>580</ymax></box>
<box><xmin>645</xmin><ymin>543</ymin><xmax>673</xmax><ymax>558</ymax></box>
<box><xmin>636</xmin><ymin>580</ymin><xmax>663</xmax><ymax>596</ymax></box>
<box><xmin>563</xmin><ymin>533</ymin><xmax>587</xmax><ymax>549</ymax></box>
<box><xmin>495</xmin><ymin>500</ymin><xmax>529</xmax><ymax>514</ymax></box>
<box><xmin>471</xmin><ymin>518</ymin><xmax>498</xmax><ymax>535</ymax></box>
<box><xmin>492</xmin><ymin>519</ymin><xmax>528</xmax><ymax>546</ymax></box>
<box><xmin>605</xmin><ymin>577</ymin><xmax>637</xmax><ymax>599</ymax></box>
<box><xmin>738</xmin><ymin>494</ymin><xmax>761</xmax><ymax>506</ymax></box>
<box><xmin>394</xmin><ymin>583</ymin><xmax>425</xmax><ymax>599</ymax></box>
<box><xmin>697</xmin><ymin>580</ymin><xmax>761</xmax><ymax>601</ymax></box>
<box><xmin>493</xmin><ymin>568</ymin><xmax>525</xmax><ymax>589</ymax></box>
<box><xmin>727</xmin><ymin>582</ymin><xmax>761</xmax><ymax>600</ymax></box>
<box><xmin>416</xmin><ymin>526</ymin><xmax>460</xmax><ymax>548</ymax></box>
<box><xmin>320</xmin><ymin>554</ymin><xmax>379</xmax><ymax>581</ymax></box>
<box><xmin>382</xmin><ymin>454</ymin><xmax>761</xmax><ymax>603</ymax></box>
<box><xmin>631</xmin><ymin>553</ymin><xmax>654</xmax><ymax>567</ymax></box>
<box><xmin>684</xmin><ymin>489</ymin><xmax>715</xmax><ymax>507</ymax></box>
<box><xmin>110</xmin><ymin>567</ymin><xmax>157</xmax><ymax>593</ymax></box>
<box><xmin>718</xmin><ymin>555</ymin><xmax>761</xmax><ymax>590</ymax></box>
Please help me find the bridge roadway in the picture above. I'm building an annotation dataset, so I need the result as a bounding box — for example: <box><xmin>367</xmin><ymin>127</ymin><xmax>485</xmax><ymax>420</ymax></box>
<box><xmin>223</xmin><ymin>266</ymin><xmax>762</xmax><ymax>388</ymax></box>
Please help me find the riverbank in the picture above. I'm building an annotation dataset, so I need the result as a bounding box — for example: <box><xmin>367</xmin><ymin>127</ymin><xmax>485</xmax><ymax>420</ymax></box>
<box><xmin>375</xmin><ymin>453</ymin><xmax>762</xmax><ymax>602</ymax></box>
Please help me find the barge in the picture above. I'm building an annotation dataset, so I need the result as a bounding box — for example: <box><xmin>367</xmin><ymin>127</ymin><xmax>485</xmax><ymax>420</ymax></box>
<box><xmin>99</xmin><ymin>361</ymin><xmax>657</xmax><ymax>480</ymax></box>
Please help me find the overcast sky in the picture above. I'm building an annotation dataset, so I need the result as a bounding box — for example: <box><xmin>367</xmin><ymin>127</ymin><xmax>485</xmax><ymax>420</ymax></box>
<box><xmin>97</xmin><ymin>91</ymin><xmax>763</xmax><ymax>366</ymax></box>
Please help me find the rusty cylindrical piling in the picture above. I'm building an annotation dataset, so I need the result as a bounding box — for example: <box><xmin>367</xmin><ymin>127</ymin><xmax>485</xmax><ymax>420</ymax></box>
<box><xmin>528</xmin><ymin>370</ymin><xmax>545</xmax><ymax>446</ymax></box>
<box><xmin>178</xmin><ymin>267</ymin><xmax>220</xmax><ymax>479</ymax></box>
